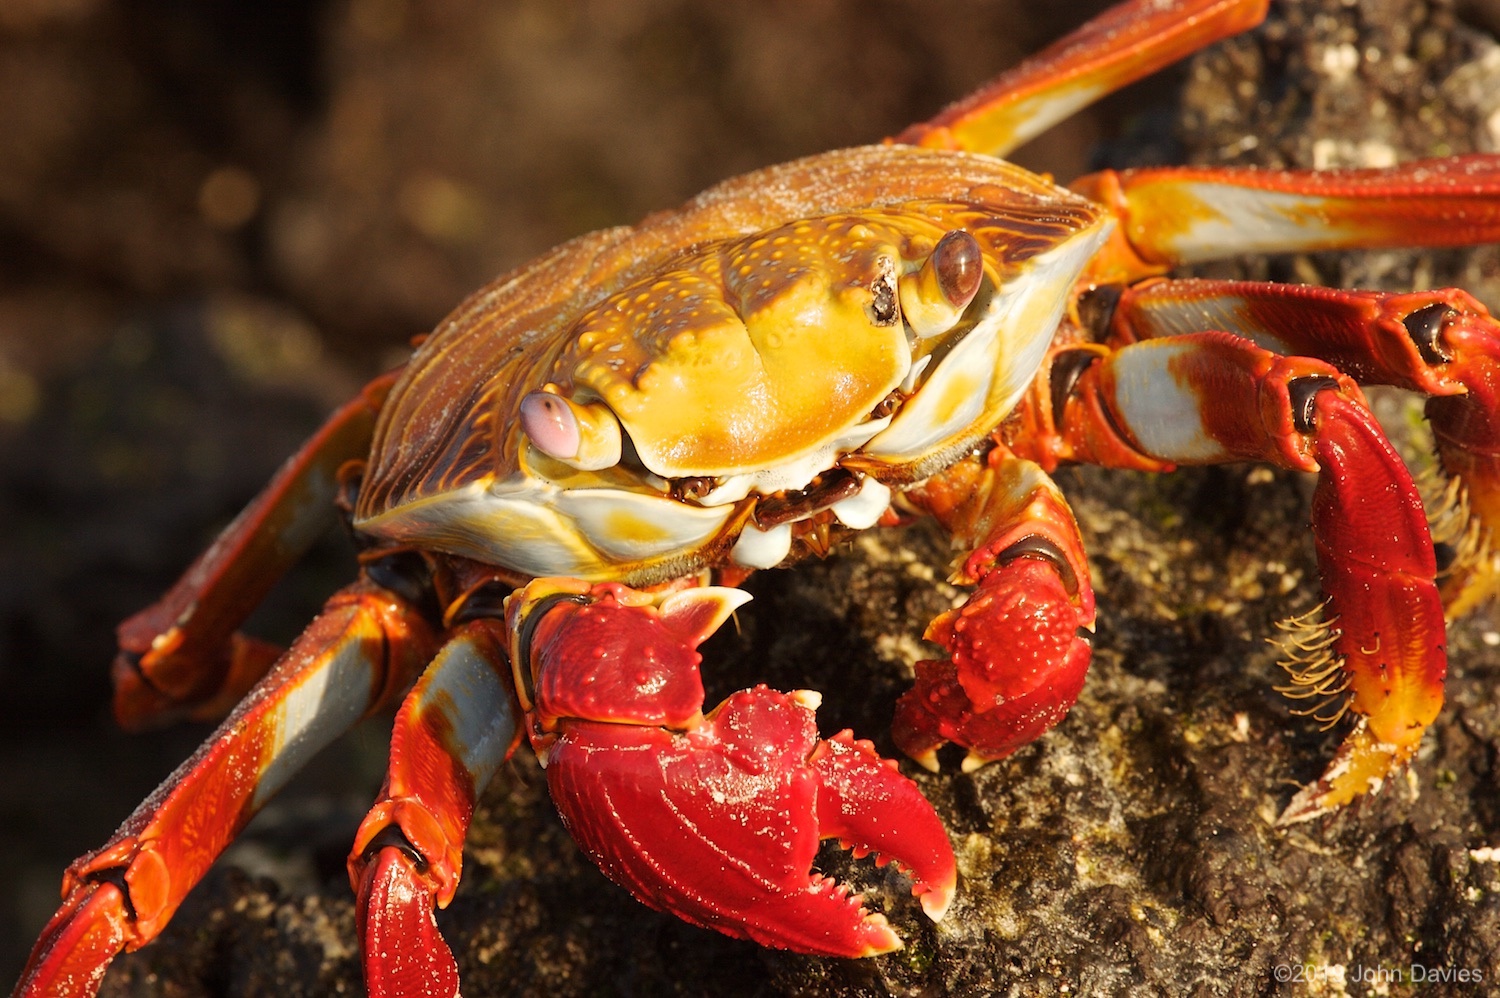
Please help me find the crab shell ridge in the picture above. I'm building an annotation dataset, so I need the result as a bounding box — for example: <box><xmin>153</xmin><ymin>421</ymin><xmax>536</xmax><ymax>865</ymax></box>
<box><xmin>353</xmin><ymin>145</ymin><xmax>1110</xmax><ymax>582</ymax></box>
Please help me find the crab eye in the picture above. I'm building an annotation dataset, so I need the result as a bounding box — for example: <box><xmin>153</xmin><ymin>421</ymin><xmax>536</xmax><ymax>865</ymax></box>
<box><xmin>521</xmin><ymin>390</ymin><xmax>623</xmax><ymax>471</ymax></box>
<box><xmin>521</xmin><ymin>391</ymin><xmax>579</xmax><ymax>458</ymax></box>
<box><xmin>899</xmin><ymin>229</ymin><xmax>984</xmax><ymax>339</ymax></box>
<box><xmin>932</xmin><ymin>230</ymin><xmax>983</xmax><ymax>307</ymax></box>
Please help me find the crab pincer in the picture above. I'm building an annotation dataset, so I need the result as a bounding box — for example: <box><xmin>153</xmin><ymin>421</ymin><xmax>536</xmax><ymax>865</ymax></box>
<box><xmin>509</xmin><ymin>581</ymin><xmax>957</xmax><ymax>956</ymax></box>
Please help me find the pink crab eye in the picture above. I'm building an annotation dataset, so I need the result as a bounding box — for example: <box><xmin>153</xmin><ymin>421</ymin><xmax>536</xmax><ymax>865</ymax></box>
<box><xmin>521</xmin><ymin>390</ymin><xmax>580</xmax><ymax>460</ymax></box>
<box><xmin>932</xmin><ymin>230</ymin><xmax>982</xmax><ymax>310</ymax></box>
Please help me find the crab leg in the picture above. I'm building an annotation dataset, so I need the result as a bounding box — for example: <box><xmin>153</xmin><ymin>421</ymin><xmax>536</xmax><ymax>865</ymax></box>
<box><xmin>112</xmin><ymin>371</ymin><xmax>400</xmax><ymax>730</ymax></box>
<box><xmin>1040</xmin><ymin>333</ymin><xmax>1444</xmax><ymax>822</ymax></box>
<box><xmin>1105</xmin><ymin>278</ymin><xmax>1500</xmax><ymax>615</ymax></box>
<box><xmin>892</xmin><ymin>448</ymin><xmax>1097</xmax><ymax>772</ymax></box>
<box><xmin>1072</xmin><ymin>156</ymin><xmax>1500</xmax><ymax>285</ymax></box>
<box><xmin>349</xmin><ymin>618</ymin><xmax>518</xmax><ymax>998</ymax></box>
<box><xmin>16</xmin><ymin>577</ymin><xmax>436</xmax><ymax>998</ymax></box>
<box><xmin>893</xmin><ymin>0</ymin><xmax>1267</xmax><ymax>157</ymax></box>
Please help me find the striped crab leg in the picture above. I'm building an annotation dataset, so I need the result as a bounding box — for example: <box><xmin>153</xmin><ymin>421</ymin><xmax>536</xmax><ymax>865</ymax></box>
<box><xmin>15</xmin><ymin>576</ymin><xmax>437</xmax><ymax>998</ymax></box>
<box><xmin>893</xmin><ymin>0</ymin><xmax>1269</xmax><ymax>157</ymax></box>
<box><xmin>1105</xmin><ymin>278</ymin><xmax>1500</xmax><ymax>616</ymax></box>
<box><xmin>1071</xmin><ymin>156</ymin><xmax>1500</xmax><ymax>285</ymax></box>
<box><xmin>1027</xmin><ymin>332</ymin><xmax>1443</xmax><ymax>823</ymax></box>
<box><xmin>1068</xmin><ymin>156</ymin><xmax>1500</xmax><ymax>616</ymax></box>
<box><xmin>348</xmin><ymin>617</ymin><xmax>519</xmax><ymax>998</ymax></box>
<box><xmin>111</xmin><ymin>371</ymin><xmax>399</xmax><ymax>730</ymax></box>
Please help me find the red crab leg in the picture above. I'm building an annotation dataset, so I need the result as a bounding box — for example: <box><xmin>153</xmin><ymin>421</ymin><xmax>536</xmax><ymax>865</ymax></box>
<box><xmin>1038</xmin><ymin>333</ymin><xmax>1444</xmax><ymax>822</ymax></box>
<box><xmin>349</xmin><ymin>617</ymin><xmax>519</xmax><ymax>998</ymax></box>
<box><xmin>893</xmin><ymin>0</ymin><xmax>1268</xmax><ymax>157</ymax></box>
<box><xmin>1072</xmin><ymin>156</ymin><xmax>1500</xmax><ymax>285</ymax></box>
<box><xmin>16</xmin><ymin>577</ymin><xmax>436</xmax><ymax>998</ymax></box>
<box><xmin>112</xmin><ymin>370</ymin><xmax>400</xmax><ymax>730</ymax></box>
<box><xmin>892</xmin><ymin>448</ymin><xmax>1097</xmax><ymax>772</ymax></box>
<box><xmin>507</xmin><ymin>580</ymin><xmax>957</xmax><ymax>957</ymax></box>
<box><xmin>1107</xmin><ymin>278</ymin><xmax>1500</xmax><ymax>615</ymax></box>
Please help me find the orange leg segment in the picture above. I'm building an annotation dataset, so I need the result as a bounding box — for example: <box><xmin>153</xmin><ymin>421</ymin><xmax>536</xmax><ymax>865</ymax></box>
<box><xmin>16</xmin><ymin>578</ymin><xmax>437</xmax><ymax>998</ymax></box>
<box><xmin>112</xmin><ymin>371</ymin><xmax>400</xmax><ymax>730</ymax></box>
<box><xmin>894</xmin><ymin>448</ymin><xmax>1097</xmax><ymax>772</ymax></box>
<box><xmin>1073</xmin><ymin>156</ymin><xmax>1500</xmax><ymax>285</ymax></box>
<box><xmin>893</xmin><ymin>0</ymin><xmax>1268</xmax><ymax>158</ymax></box>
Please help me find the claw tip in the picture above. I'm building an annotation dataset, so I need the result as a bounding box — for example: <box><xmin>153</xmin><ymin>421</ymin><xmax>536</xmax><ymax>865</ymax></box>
<box><xmin>910</xmin><ymin>749</ymin><xmax>940</xmax><ymax>773</ymax></box>
<box><xmin>790</xmin><ymin>688</ymin><xmax>823</xmax><ymax>712</ymax></box>
<box><xmin>854</xmin><ymin>912</ymin><xmax>904</xmax><ymax>957</ymax></box>
<box><xmin>918</xmin><ymin>883</ymin><xmax>954</xmax><ymax>923</ymax></box>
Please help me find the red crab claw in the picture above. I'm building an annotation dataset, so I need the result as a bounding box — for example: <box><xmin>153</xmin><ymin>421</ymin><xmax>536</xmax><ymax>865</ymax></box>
<box><xmin>891</xmin><ymin>463</ymin><xmax>1097</xmax><ymax>774</ymax></box>
<box><xmin>510</xmin><ymin>581</ymin><xmax>957</xmax><ymax>956</ymax></box>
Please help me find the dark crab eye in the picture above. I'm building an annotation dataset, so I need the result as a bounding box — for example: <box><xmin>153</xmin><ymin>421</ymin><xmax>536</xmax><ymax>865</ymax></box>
<box><xmin>899</xmin><ymin>229</ymin><xmax>984</xmax><ymax>339</ymax></box>
<box><xmin>931</xmin><ymin>230</ymin><xmax>983</xmax><ymax>310</ymax></box>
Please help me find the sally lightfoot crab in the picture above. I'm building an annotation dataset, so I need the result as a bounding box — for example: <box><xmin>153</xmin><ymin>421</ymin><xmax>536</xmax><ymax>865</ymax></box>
<box><xmin>18</xmin><ymin>0</ymin><xmax>1500</xmax><ymax>993</ymax></box>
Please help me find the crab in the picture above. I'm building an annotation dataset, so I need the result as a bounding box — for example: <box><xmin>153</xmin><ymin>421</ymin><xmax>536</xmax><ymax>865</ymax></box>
<box><xmin>17</xmin><ymin>0</ymin><xmax>1500</xmax><ymax>993</ymax></box>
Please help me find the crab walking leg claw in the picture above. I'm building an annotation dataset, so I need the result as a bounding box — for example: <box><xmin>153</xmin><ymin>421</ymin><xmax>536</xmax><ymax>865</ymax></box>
<box><xmin>112</xmin><ymin>372</ymin><xmax>399</xmax><ymax>730</ymax></box>
<box><xmin>893</xmin><ymin>0</ymin><xmax>1268</xmax><ymax>157</ymax></box>
<box><xmin>1106</xmin><ymin>278</ymin><xmax>1500</xmax><ymax>616</ymax></box>
<box><xmin>505</xmin><ymin>580</ymin><xmax>957</xmax><ymax>957</ymax></box>
<box><xmin>16</xmin><ymin>577</ymin><xmax>437</xmax><ymax>998</ymax></box>
<box><xmin>350</xmin><ymin>618</ymin><xmax>518</xmax><ymax>998</ymax></box>
<box><xmin>1052</xmin><ymin>334</ymin><xmax>1445</xmax><ymax>821</ymax></box>
<box><xmin>892</xmin><ymin>449</ymin><xmax>1097</xmax><ymax>773</ymax></box>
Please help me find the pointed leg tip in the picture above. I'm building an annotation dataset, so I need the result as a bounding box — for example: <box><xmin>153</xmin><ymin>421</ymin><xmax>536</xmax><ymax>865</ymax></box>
<box><xmin>918</xmin><ymin>882</ymin><xmax>955</xmax><ymax>923</ymax></box>
<box><xmin>960</xmin><ymin>751</ymin><xmax>991</xmax><ymax>773</ymax></box>
<box><xmin>1276</xmin><ymin>785</ymin><xmax>1336</xmax><ymax>826</ymax></box>
<box><xmin>16</xmin><ymin>881</ymin><xmax>132</xmax><ymax>998</ymax></box>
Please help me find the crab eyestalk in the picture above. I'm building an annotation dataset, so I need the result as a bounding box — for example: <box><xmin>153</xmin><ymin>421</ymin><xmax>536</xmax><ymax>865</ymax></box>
<box><xmin>899</xmin><ymin>229</ymin><xmax>984</xmax><ymax>338</ymax></box>
<box><xmin>519</xmin><ymin>389</ymin><xmax>623</xmax><ymax>470</ymax></box>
